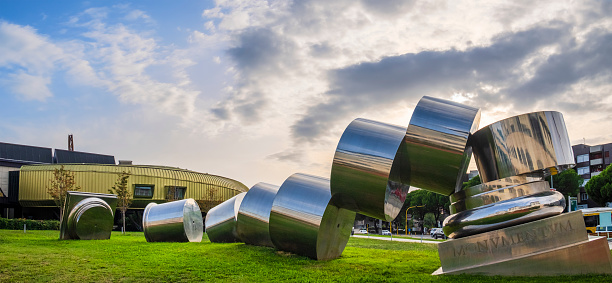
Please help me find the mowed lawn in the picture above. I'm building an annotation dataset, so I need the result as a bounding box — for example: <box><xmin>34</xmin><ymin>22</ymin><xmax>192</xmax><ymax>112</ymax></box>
<box><xmin>0</xmin><ymin>230</ymin><xmax>610</xmax><ymax>282</ymax></box>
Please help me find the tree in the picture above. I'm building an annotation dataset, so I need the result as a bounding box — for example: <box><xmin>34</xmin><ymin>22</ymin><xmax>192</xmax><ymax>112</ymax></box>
<box><xmin>545</xmin><ymin>169</ymin><xmax>583</xmax><ymax>198</ymax></box>
<box><xmin>108</xmin><ymin>171</ymin><xmax>131</xmax><ymax>234</ymax></box>
<box><xmin>585</xmin><ymin>164</ymin><xmax>612</xmax><ymax>206</ymax></box>
<box><xmin>196</xmin><ymin>187</ymin><xmax>222</xmax><ymax>213</ymax></box>
<box><xmin>46</xmin><ymin>165</ymin><xmax>81</xmax><ymax>220</ymax></box>
<box><xmin>462</xmin><ymin>175</ymin><xmax>481</xmax><ymax>189</ymax></box>
<box><xmin>423</xmin><ymin>213</ymin><xmax>436</xmax><ymax>229</ymax></box>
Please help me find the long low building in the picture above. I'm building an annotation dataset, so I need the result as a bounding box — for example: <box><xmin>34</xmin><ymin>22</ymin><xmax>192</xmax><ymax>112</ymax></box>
<box><xmin>19</xmin><ymin>164</ymin><xmax>248</xmax><ymax>210</ymax></box>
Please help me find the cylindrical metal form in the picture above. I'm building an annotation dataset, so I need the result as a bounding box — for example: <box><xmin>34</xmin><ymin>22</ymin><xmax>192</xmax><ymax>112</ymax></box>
<box><xmin>449</xmin><ymin>180</ymin><xmax>550</xmax><ymax>214</ymax></box>
<box><xmin>405</xmin><ymin>96</ymin><xmax>481</xmax><ymax>195</ymax></box>
<box><xmin>330</xmin><ymin>118</ymin><xmax>410</xmax><ymax>221</ymax></box>
<box><xmin>270</xmin><ymin>173</ymin><xmax>356</xmax><ymax>260</ymax></box>
<box><xmin>443</xmin><ymin>188</ymin><xmax>566</xmax><ymax>239</ymax></box>
<box><xmin>67</xmin><ymin>197</ymin><xmax>114</xmax><ymax>240</ymax></box>
<box><xmin>60</xmin><ymin>191</ymin><xmax>117</xmax><ymax>240</ymax></box>
<box><xmin>142</xmin><ymin>198</ymin><xmax>203</xmax><ymax>242</ymax></box>
<box><xmin>471</xmin><ymin>111</ymin><xmax>575</xmax><ymax>183</ymax></box>
<box><xmin>205</xmin><ymin>192</ymin><xmax>246</xmax><ymax>243</ymax></box>
<box><xmin>236</xmin><ymin>182</ymin><xmax>280</xmax><ymax>247</ymax></box>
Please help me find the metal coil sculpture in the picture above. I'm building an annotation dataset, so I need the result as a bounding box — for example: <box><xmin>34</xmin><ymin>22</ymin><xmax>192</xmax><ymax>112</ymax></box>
<box><xmin>235</xmin><ymin>182</ymin><xmax>280</xmax><ymax>247</ymax></box>
<box><xmin>60</xmin><ymin>191</ymin><xmax>117</xmax><ymax>240</ymax></box>
<box><xmin>205</xmin><ymin>192</ymin><xmax>246</xmax><ymax>243</ymax></box>
<box><xmin>142</xmin><ymin>198</ymin><xmax>203</xmax><ymax>242</ymax></box>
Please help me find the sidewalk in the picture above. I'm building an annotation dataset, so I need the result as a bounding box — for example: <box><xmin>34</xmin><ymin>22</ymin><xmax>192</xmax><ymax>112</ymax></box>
<box><xmin>351</xmin><ymin>234</ymin><xmax>440</xmax><ymax>244</ymax></box>
<box><xmin>355</xmin><ymin>234</ymin><xmax>612</xmax><ymax>249</ymax></box>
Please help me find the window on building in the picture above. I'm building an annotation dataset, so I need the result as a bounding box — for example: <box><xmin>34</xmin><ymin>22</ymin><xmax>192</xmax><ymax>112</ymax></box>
<box><xmin>134</xmin><ymin>184</ymin><xmax>154</xmax><ymax>198</ymax></box>
<box><xmin>606</xmin><ymin>151</ymin><xmax>610</xmax><ymax>158</ymax></box>
<box><xmin>577</xmin><ymin>154</ymin><xmax>589</xmax><ymax>163</ymax></box>
<box><xmin>577</xmin><ymin>166</ymin><xmax>590</xmax><ymax>175</ymax></box>
<box><xmin>581</xmin><ymin>193</ymin><xmax>589</xmax><ymax>201</ymax></box>
<box><xmin>583</xmin><ymin>179</ymin><xmax>590</xmax><ymax>187</ymax></box>
<box><xmin>166</xmin><ymin>186</ymin><xmax>187</xmax><ymax>200</ymax></box>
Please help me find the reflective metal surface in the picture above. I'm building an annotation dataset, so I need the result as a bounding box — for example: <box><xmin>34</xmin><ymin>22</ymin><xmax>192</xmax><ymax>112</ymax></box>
<box><xmin>142</xmin><ymin>198</ymin><xmax>203</xmax><ymax>242</ymax></box>
<box><xmin>450</xmin><ymin>175</ymin><xmax>543</xmax><ymax>203</ymax></box>
<box><xmin>270</xmin><ymin>173</ymin><xmax>356</xmax><ymax>260</ymax></box>
<box><xmin>471</xmin><ymin>111</ymin><xmax>575</xmax><ymax>183</ymax></box>
<box><xmin>449</xmin><ymin>180</ymin><xmax>550</xmax><ymax>214</ymax></box>
<box><xmin>405</xmin><ymin>96</ymin><xmax>481</xmax><ymax>195</ymax></box>
<box><xmin>443</xmin><ymin>189</ymin><xmax>566</xmax><ymax>238</ymax></box>
<box><xmin>205</xmin><ymin>192</ymin><xmax>246</xmax><ymax>243</ymax></box>
<box><xmin>236</xmin><ymin>182</ymin><xmax>280</xmax><ymax>247</ymax></box>
<box><xmin>60</xmin><ymin>191</ymin><xmax>117</xmax><ymax>240</ymax></box>
<box><xmin>330</xmin><ymin>118</ymin><xmax>410</xmax><ymax>221</ymax></box>
<box><xmin>436</xmin><ymin>211</ymin><xmax>612</xmax><ymax>275</ymax></box>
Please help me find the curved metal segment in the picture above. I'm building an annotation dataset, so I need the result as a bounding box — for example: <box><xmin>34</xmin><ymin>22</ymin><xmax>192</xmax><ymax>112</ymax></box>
<box><xmin>60</xmin><ymin>191</ymin><xmax>117</xmax><ymax>240</ymax></box>
<box><xmin>449</xmin><ymin>180</ymin><xmax>549</xmax><ymax>214</ymax></box>
<box><xmin>405</xmin><ymin>96</ymin><xmax>481</xmax><ymax>195</ymax></box>
<box><xmin>143</xmin><ymin>199</ymin><xmax>203</xmax><ymax>242</ymax></box>
<box><xmin>270</xmin><ymin>173</ymin><xmax>356</xmax><ymax>260</ymax></box>
<box><xmin>236</xmin><ymin>182</ymin><xmax>280</xmax><ymax>247</ymax></box>
<box><xmin>471</xmin><ymin>111</ymin><xmax>575</xmax><ymax>183</ymax></box>
<box><xmin>450</xmin><ymin>175</ymin><xmax>544</xmax><ymax>203</ymax></box>
<box><xmin>205</xmin><ymin>192</ymin><xmax>246</xmax><ymax>243</ymax></box>
<box><xmin>330</xmin><ymin>118</ymin><xmax>410</xmax><ymax>221</ymax></box>
<box><xmin>443</xmin><ymin>190</ymin><xmax>566</xmax><ymax>239</ymax></box>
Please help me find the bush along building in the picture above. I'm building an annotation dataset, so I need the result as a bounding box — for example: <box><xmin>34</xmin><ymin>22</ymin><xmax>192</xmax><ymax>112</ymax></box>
<box><xmin>0</xmin><ymin>141</ymin><xmax>248</xmax><ymax>231</ymax></box>
<box><xmin>572</xmin><ymin>143</ymin><xmax>612</xmax><ymax>209</ymax></box>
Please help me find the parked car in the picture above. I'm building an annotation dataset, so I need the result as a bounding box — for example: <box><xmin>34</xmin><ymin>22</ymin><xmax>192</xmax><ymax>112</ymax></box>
<box><xmin>430</xmin><ymin>228</ymin><xmax>442</xmax><ymax>236</ymax></box>
<box><xmin>356</xmin><ymin>229</ymin><xmax>368</xmax><ymax>234</ymax></box>
<box><xmin>431</xmin><ymin>228</ymin><xmax>446</xmax><ymax>239</ymax></box>
<box><xmin>381</xmin><ymin>230</ymin><xmax>391</xmax><ymax>235</ymax></box>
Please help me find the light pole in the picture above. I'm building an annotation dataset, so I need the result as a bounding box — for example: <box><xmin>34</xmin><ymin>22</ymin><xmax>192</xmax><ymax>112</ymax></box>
<box><xmin>405</xmin><ymin>205</ymin><xmax>425</xmax><ymax>235</ymax></box>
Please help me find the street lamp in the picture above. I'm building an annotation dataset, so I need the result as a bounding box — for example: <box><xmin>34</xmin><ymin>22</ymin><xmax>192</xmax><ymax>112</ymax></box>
<box><xmin>405</xmin><ymin>205</ymin><xmax>425</xmax><ymax>235</ymax></box>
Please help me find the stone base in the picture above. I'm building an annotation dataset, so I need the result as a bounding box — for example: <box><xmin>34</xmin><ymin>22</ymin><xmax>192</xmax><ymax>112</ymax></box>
<box><xmin>434</xmin><ymin>211</ymin><xmax>612</xmax><ymax>276</ymax></box>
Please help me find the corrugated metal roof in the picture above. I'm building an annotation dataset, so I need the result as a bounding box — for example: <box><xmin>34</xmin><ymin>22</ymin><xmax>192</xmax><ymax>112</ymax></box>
<box><xmin>54</xmin><ymin>149</ymin><xmax>115</xmax><ymax>164</ymax></box>
<box><xmin>0</xmin><ymin>142</ymin><xmax>53</xmax><ymax>164</ymax></box>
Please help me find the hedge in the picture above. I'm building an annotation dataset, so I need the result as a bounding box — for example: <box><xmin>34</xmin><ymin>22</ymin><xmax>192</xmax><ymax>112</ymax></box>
<box><xmin>0</xmin><ymin>218</ymin><xmax>60</xmax><ymax>230</ymax></box>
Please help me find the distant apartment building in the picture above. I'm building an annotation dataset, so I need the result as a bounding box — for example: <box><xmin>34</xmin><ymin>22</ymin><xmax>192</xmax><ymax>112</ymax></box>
<box><xmin>571</xmin><ymin>143</ymin><xmax>612</xmax><ymax>209</ymax></box>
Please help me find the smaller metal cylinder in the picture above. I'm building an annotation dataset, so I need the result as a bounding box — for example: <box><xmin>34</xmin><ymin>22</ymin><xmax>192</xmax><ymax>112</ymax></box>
<box><xmin>236</xmin><ymin>182</ymin><xmax>280</xmax><ymax>247</ymax></box>
<box><xmin>60</xmin><ymin>191</ymin><xmax>117</xmax><ymax>240</ymax></box>
<box><xmin>143</xmin><ymin>198</ymin><xmax>203</xmax><ymax>242</ymax></box>
<box><xmin>205</xmin><ymin>192</ymin><xmax>246</xmax><ymax>243</ymax></box>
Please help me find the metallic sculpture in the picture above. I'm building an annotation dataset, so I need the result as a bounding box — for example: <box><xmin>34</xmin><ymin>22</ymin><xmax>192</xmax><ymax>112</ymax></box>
<box><xmin>405</xmin><ymin>96</ymin><xmax>481</xmax><ymax>195</ymax></box>
<box><xmin>205</xmin><ymin>192</ymin><xmax>246</xmax><ymax>243</ymax></box>
<box><xmin>269</xmin><ymin>173</ymin><xmax>356</xmax><ymax>260</ymax></box>
<box><xmin>236</xmin><ymin>182</ymin><xmax>280</xmax><ymax>247</ymax></box>
<box><xmin>331</xmin><ymin>118</ymin><xmax>410</xmax><ymax>221</ymax></box>
<box><xmin>60</xmin><ymin>191</ymin><xmax>117</xmax><ymax>240</ymax></box>
<box><xmin>142</xmin><ymin>198</ymin><xmax>203</xmax><ymax>242</ymax></box>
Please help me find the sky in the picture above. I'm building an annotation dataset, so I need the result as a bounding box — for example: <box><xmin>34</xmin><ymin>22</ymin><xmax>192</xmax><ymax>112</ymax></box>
<box><xmin>1</xmin><ymin>0</ymin><xmax>611</xmax><ymax>188</ymax></box>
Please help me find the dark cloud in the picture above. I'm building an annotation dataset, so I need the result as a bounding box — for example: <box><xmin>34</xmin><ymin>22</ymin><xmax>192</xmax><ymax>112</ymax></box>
<box><xmin>360</xmin><ymin>0</ymin><xmax>416</xmax><ymax>17</ymax></box>
<box><xmin>292</xmin><ymin>23</ymin><xmax>573</xmax><ymax>142</ymax></box>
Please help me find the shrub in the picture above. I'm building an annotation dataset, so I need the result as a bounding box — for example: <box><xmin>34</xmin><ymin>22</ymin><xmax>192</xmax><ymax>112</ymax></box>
<box><xmin>0</xmin><ymin>218</ymin><xmax>60</xmax><ymax>230</ymax></box>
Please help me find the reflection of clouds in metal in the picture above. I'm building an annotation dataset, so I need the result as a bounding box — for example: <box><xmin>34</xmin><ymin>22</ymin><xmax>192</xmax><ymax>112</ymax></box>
<box><xmin>331</xmin><ymin>118</ymin><xmax>409</xmax><ymax>221</ymax></box>
<box><xmin>60</xmin><ymin>192</ymin><xmax>117</xmax><ymax>240</ymax></box>
<box><xmin>270</xmin><ymin>173</ymin><xmax>356</xmax><ymax>260</ymax></box>
<box><xmin>450</xmin><ymin>180</ymin><xmax>550</xmax><ymax>214</ymax></box>
<box><xmin>472</xmin><ymin>111</ymin><xmax>574</xmax><ymax>183</ymax></box>
<box><xmin>142</xmin><ymin>199</ymin><xmax>203</xmax><ymax>242</ymax></box>
<box><xmin>205</xmin><ymin>192</ymin><xmax>246</xmax><ymax>243</ymax></box>
<box><xmin>405</xmin><ymin>96</ymin><xmax>481</xmax><ymax>195</ymax></box>
<box><xmin>236</xmin><ymin>182</ymin><xmax>280</xmax><ymax>247</ymax></box>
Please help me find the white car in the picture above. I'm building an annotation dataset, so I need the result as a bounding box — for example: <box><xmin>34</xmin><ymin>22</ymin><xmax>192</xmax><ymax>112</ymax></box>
<box><xmin>357</xmin><ymin>229</ymin><xmax>368</xmax><ymax>234</ymax></box>
<box><xmin>430</xmin><ymin>228</ymin><xmax>442</xmax><ymax>236</ymax></box>
<box><xmin>381</xmin><ymin>230</ymin><xmax>391</xmax><ymax>235</ymax></box>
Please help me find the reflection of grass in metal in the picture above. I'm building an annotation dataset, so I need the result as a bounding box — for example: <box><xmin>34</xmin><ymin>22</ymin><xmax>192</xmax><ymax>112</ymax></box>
<box><xmin>1</xmin><ymin>230</ymin><xmax>609</xmax><ymax>281</ymax></box>
<box><xmin>332</xmin><ymin>165</ymin><xmax>387</xmax><ymax>214</ymax></box>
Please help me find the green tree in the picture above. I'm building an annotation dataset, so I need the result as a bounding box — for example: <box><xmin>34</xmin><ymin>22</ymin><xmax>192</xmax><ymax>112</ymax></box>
<box><xmin>46</xmin><ymin>165</ymin><xmax>81</xmax><ymax>220</ymax></box>
<box><xmin>545</xmin><ymin>169</ymin><xmax>583</xmax><ymax>198</ymax></box>
<box><xmin>462</xmin><ymin>175</ymin><xmax>481</xmax><ymax>189</ymax></box>
<box><xmin>585</xmin><ymin>164</ymin><xmax>612</xmax><ymax>206</ymax></box>
<box><xmin>423</xmin><ymin>213</ymin><xmax>436</xmax><ymax>229</ymax></box>
<box><xmin>108</xmin><ymin>171</ymin><xmax>131</xmax><ymax>234</ymax></box>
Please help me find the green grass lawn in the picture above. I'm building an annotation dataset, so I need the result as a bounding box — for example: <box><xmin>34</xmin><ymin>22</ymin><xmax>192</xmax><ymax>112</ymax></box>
<box><xmin>0</xmin><ymin>230</ymin><xmax>610</xmax><ymax>282</ymax></box>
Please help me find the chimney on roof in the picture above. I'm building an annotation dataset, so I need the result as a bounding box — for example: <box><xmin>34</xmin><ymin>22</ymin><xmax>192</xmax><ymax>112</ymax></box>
<box><xmin>68</xmin><ymin>134</ymin><xmax>74</xmax><ymax>151</ymax></box>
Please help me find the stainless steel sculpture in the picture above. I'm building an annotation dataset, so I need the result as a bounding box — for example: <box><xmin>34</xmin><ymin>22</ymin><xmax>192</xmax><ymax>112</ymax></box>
<box><xmin>60</xmin><ymin>191</ymin><xmax>117</xmax><ymax>240</ymax></box>
<box><xmin>235</xmin><ymin>182</ymin><xmax>280</xmax><ymax>247</ymax></box>
<box><xmin>405</xmin><ymin>96</ymin><xmax>481</xmax><ymax>195</ymax></box>
<box><xmin>331</xmin><ymin>118</ymin><xmax>409</xmax><ymax>221</ymax></box>
<box><xmin>142</xmin><ymin>198</ymin><xmax>203</xmax><ymax>242</ymax></box>
<box><xmin>269</xmin><ymin>173</ymin><xmax>356</xmax><ymax>260</ymax></box>
<box><xmin>205</xmin><ymin>192</ymin><xmax>246</xmax><ymax>243</ymax></box>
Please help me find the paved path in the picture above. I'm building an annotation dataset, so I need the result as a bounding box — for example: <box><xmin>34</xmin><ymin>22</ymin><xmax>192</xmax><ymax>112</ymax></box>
<box><xmin>351</xmin><ymin>234</ymin><xmax>439</xmax><ymax>244</ymax></box>
<box><xmin>355</xmin><ymin>234</ymin><xmax>612</xmax><ymax>249</ymax></box>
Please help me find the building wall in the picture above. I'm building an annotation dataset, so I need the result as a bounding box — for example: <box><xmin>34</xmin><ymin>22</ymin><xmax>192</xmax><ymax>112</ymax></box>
<box><xmin>18</xmin><ymin>164</ymin><xmax>249</xmax><ymax>210</ymax></box>
<box><xmin>572</xmin><ymin>143</ymin><xmax>612</xmax><ymax>208</ymax></box>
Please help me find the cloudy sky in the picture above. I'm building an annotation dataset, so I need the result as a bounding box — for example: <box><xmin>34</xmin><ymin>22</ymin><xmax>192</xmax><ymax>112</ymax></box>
<box><xmin>1</xmin><ymin>0</ymin><xmax>611</xmax><ymax>188</ymax></box>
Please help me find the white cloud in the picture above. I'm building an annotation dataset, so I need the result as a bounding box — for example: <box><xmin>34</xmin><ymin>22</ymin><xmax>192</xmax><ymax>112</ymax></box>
<box><xmin>6</xmin><ymin>72</ymin><xmax>53</xmax><ymax>101</ymax></box>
